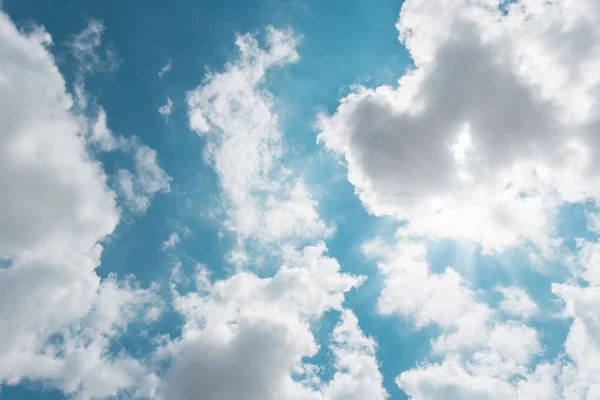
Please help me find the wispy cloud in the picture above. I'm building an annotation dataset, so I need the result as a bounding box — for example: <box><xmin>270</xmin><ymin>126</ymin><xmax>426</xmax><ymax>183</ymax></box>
<box><xmin>158</xmin><ymin>58</ymin><xmax>172</xmax><ymax>78</ymax></box>
<box><xmin>158</xmin><ymin>96</ymin><xmax>173</xmax><ymax>120</ymax></box>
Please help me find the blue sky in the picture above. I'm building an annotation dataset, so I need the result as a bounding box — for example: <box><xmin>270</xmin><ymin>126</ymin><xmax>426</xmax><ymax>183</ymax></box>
<box><xmin>2</xmin><ymin>0</ymin><xmax>600</xmax><ymax>399</ymax></box>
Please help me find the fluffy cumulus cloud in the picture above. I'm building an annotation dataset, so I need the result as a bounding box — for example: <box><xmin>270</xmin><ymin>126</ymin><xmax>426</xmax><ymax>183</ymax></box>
<box><xmin>0</xmin><ymin>10</ymin><xmax>166</xmax><ymax>399</ymax></box>
<box><xmin>550</xmin><ymin>236</ymin><xmax>600</xmax><ymax>398</ymax></box>
<box><xmin>322</xmin><ymin>310</ymin><xmax>389</xmax><ymax>400</ymax></box>
<box><xmin>384</xmin><ymin>236</ymin><xmax>600</xmax><ymax>400</ymax></box>
<box><xmin>364</xmin><ymin>238</ymin><xmax>575</xmax><ymax>399</ymax></box>
<box><xmin>158</xmin><ymin>27</ymin><xmax>388</xmax><ymax>400</ymax></box>
<box><xmin>187</xmin><ymin>26</ymin><xmax>331</xmax><ymax>257</ymax></box>
<box><xmin>318</xmin><ymin>0</ymin><xmax>600</xmax><ymax>254</ymax></box>
<box><xmin>365</xmin><ymin>239</ymin><xmax>539</xmax><ymax>356</ymax></box>
<box><xmin>497</xmin><ymin>286</ymin><xmax>539</xmax><ymax>320</ymax></box>
<box><xmin>161</xmin><ymin>244</ymin><xmax>387</xmax><ymax>400</ymax></box>
<box><xmin>317</xmin><ymin>0</ymin><xmax>600</xmax><ymax>397</ymax></box>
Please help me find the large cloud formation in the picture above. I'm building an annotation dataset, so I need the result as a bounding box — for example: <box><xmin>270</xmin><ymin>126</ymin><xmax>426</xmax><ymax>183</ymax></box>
<box><xmin>318</xmin><ymin>0</ymin><xmax>600</xmax><ymax>254</ymax></box>
<box><xmin>161</xmin><ymin>244</ymin><xmax>385</xmax><ymax>400</ymax></box>
<box><xmin>320</xmin><ymin>0</ymin><xmax>600</xmax><ymax>398</ymax></box>
<box><xmin>0</xmin><ymin>11</ymin><xmax>167</xmax><ymax>399</ymax></box>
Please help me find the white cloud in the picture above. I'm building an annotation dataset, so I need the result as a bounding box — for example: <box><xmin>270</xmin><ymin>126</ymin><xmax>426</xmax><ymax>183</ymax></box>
<box><xmin>162</xmin><ymin>232</ymin><xmax>180</xmax><ymax>250</ymax></box>
<box><xmin>158</xmin><ymin>96</ymin><xmax>173</xmax><ymax>120</ymax></box>
<box><xmin>497</xmin><ymin>286</ymin><xmax>539</xmax><ymax>320</ymax></box>
<box><xmin>116</xmin><ymin>143</ymin><xmax>171</xmax><ymax>214</ymax></box>
<box><xmin>364</xmin><ymin>238</ymin><xmax>556</xmax><ymax>398</ymax></box>
<box><xmin>338</xmin><ymin>2</ymin><xmax>600</xmax><ymax>397</ymax></box>
<box><xmin>398</xmin><ymin>358</ymin><xmax>516</xmax><ymax>400</ymax></box>
<box><xmin>187</xmin><ymin>27</ymin><xmax>331</xmax><ymax>258</ymax></box>
<box><xmin>367</xmin><ymin>232</ymin><xmax>600</xmax><ymax>399</ymax></box>
<box><xmin>322</xmin><ymin>310</ymin><xmax>388</xmax><ymax>400</ymax></box>
<box><xmin>364</xmin><ymin>239</ymin><xmax>491</xmax><ymax>345</ymax></box>
<box><xmin>90</xmin><ymin>107</ymin><xmax>122</xmax><ymax>151</ymax></box>
<box><xmin>0</xmin><ymin>16</ymin><xmax>118</xmax><ymax>259</ymax></box>
<box><xmin>69</xmin><ymin>19</ymin><xmax>119</xmax><ymax>75</ymax></box>
<box><xmin>365</xmin><ymin>238</ymin><xmax>540</xmax><ymax>356</ymax></box>
<box><xmin>550</xmin><ymin>237</ymin><xmax>600</xmax><ymax>398</ymax></box>
<box><xmin>68</xmin><ymin>20</ymin><xmax>171</xmax><ymax>215</ymax></box>
<box><xmin>0</xmin><ymin>11</ymin><xmax>161</xmax><ymax>399</ymax></box>
<box><xmin>317</xmin><ymin>0</ymin><xmax>600</xmax><ymax>254</ymax></box>
<box><xmin>0</xmin><ymin>276</ymin><xmax>163</xmax><ymax>399</ymax></box>
<box><xmin>160</xmin><ymin>243</ymin><xmax>385</xmax><ymax>400</ymax></box>
<box><xmin>398</xmin><ymin>358</ymin><xmax>562</xmax><ymax>400</ymax></box>
<box><xmin>572</xmin><ymin>236</ymin><xmax>600</xmax><ymax>286</ymax></box>
<box><xmin>158</xmin><ymin>58</ymin><xmax>172</xmax><ymax>78</ymax></box>
<box><xmin>167</xmin><ymin>259</ymin><xmax>184</xmax><ymax>284</ymax></box>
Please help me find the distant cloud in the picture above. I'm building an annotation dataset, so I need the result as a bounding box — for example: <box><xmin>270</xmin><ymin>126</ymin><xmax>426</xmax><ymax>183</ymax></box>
<box><xmin>69</xmin><ymin>19</ymin><xmax>120</xmax><ymax>75</ymax></box>
<box><xmin>158</xmin><ymin>58</ymin><xmax>172</xmax><ymax>78</ymax></box>
<box><xmin>162</xmin><ymin>232</ymin><xmax>180</xmax><ymax>250</ymax></box>
<box><xmin>497</xmin><ymin>286</ymin><xmax>539</xmax><ymax>320</ymax></box>
<box><xmin>169</xmin><ymin>258</ymin><xmax>184</xmax><ymax>283</ymax></box>
<box><xmin>116</xmin><ymin>143</ymin><xmax>171</xmax><ymax>214</ymax></box>
<box><xmin>158</xmin><ymin>96</ymin><xmax>173</xmax><ymax>120</ymax></box>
